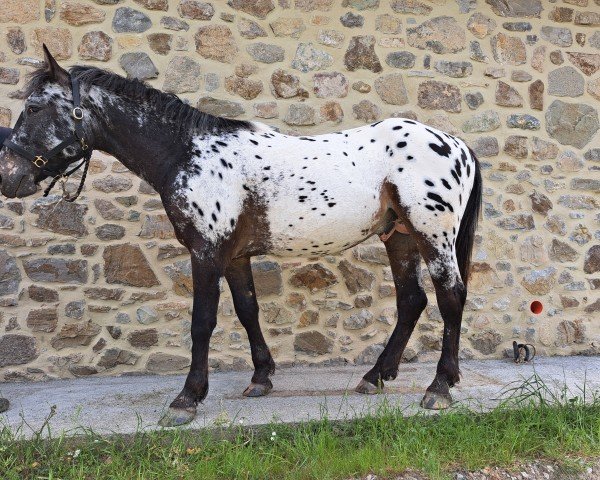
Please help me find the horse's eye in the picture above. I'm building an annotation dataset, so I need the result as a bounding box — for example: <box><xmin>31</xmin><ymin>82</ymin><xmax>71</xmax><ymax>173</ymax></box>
<box><xmin>27</xmin><ymin>105</ymin><xmax>41</xmax><ymax>115</ymax></box>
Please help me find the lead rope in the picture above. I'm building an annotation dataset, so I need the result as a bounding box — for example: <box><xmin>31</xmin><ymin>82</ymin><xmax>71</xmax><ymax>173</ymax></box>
<box><xmin>43</xmin><ymin>150</ymin><xmax>91</xmax><ymax>202</ymax></box>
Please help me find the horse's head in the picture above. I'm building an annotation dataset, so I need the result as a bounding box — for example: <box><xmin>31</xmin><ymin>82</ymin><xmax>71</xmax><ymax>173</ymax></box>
<box><xmin>0</xmin><ymin>46</ymin><xmax>90</xmax><ymax>198</ymax></box>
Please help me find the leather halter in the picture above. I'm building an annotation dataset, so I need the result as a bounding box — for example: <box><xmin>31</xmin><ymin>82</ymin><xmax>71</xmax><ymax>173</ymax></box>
<box><xmin>2</xmin><ymin>75</ymin><xmax>92</xmax><ymax>202</ymax></box>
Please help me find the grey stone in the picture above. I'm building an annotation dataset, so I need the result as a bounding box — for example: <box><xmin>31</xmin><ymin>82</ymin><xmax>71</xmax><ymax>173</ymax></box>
<box><xmin>112</xmin><ymin>6</ymin><xmax>152</xmax><ymax>33</ymax></box>
<box><xmin>23</xmin><ymin>258</ymin><xmax>88</xmax><ymax>284</ymax></box>
<box><xmin>471</xmin><ymin>137</ymin><xmax>499</xmax><ymax>157</ymax></box>
<box><xmin>465</xmin><ymin>92</ymin><xmax>484</xmax><ymax>110</ymax></box>
<box><xmin>507</xmin><ymin>114</ymin><xmax>540</xmax><ymax>130</ymax></box>
<box><xmin>343</xmin><ymin>0</ymin><xmax>379</xmax><ymax>9</ymax></box>
<box><xmin>343</xmin><ymin>309</ymin><xmax>373</xmax><ymax>330</ymax></box>
<box><xmin>0</xmin><ymin>249</ymin><xmax>20</xmax><ymax>296</ymax></box>
<box><xmin>374</xmin><ymin>73</ymin><xmax>408</xmax><ymax>105</ymax></box>
<box><xmin>313</xmin><ymin>71</ymin><xmax>348</xmax><ymax>98</ymax></box>
<box><xmin>284</xmin><ymin>103</ymin><xmax>316</xmax><ymax>126</ymax></box>
<box><xmin>294</xmin><ymin>330</ymin><xmax>333</xmax><ymax>356</ymax></box>
<box><xmin>340</xmin><ymin>12</ymin><xmax>363</xmax><ymax>28</ymax></box>
<box><xmin>541</xmin><ymin>26</ymin><xmax>573</xmax><ymax>47</ymax></box>
<box><xmin>390</xmin><ymin>0</ymin><xmax>432</xmax><ymax>15</ymax></box>
<box><xmin>291</xmin><ymin>43</ymin><xmax>333</xmax><ymax>72</ymax></box>
<box><xmin>496</xmin><ymin>81</ymin><xmax>523</xmax><ymax>107</ymax></box>
<box><xmin>545</xmin><ymin>100</ymin><xmax>599</xmax><ymax>148</ymax></box>
<box><xmin>97</xmin><ymin>348</ymin><xmax>139</xmax><ymax>369</ymax></box>
<box><xmin>163</xmin><ymin>56</ymin><xmax>201</xmax><ymax>94</ymax></box>
<box><xmin>469</xmin><ymin>41</ymin><xmax>489</xmax><ymax>63</ymax></box>
<box><xmin>548</xmin><ymin>66</ymin><xmax>584</xmax><ymax>97</ymax></box>
<box><xmin>197</xmin><ymin>97</ymin><xmax>244</xmax><ymax>117</ymax></box>
<box><xmin>495</xmin><ymin>214</ymin><xmax>535</xmax><ymax>230</ymax></box>
<box><xmin>160</xmin><ymin>15</ymin><xmax>189</xmax><ymax>31</ymax></box>
<box><xmin>571</xmin><ymin>178</ymin><xmax>600</xmax><ymax>193</ymax></box>
<box><xmin>503</xmin><ymin>22</ymin><xmax>531</xmax><ymax>32</ymax></box>
<box><xmin>355</xmin><ymin>344</ymin><xmax>384</xmax><ymax>365</ymax></box>
<box><xmin>385</xmin><ymin>51</ymin><xmax>415</xmax><ymax>69</ymax></box>
<box><xmin>407</xmin><ymin>16</ymin><xmax>466</xmax><ymax>54</ymax></box>
<box><xmin>136</xmin><ymin>306</ymin><xmax>159</xmax><ymax>325</ymax></box>
<box><xmin>238</xmin><ymin>18</ymin><xmax>267</xmax><ymax>39</ymax></box>
<box><xmin>252</xmin><ymin>260</ymin><xmax>283</xmax><ymax>297</ymax></box>
<box><xmin>462</xmin><ymin>110</ymin><xmax>501</xmax><ymax>133</ymax></box>
<box><xmin>247</xmin><ymin>42</ymin><xmax>285</xmax><ymax>63</ymax></box>
<box><xmin>467</xmin><ymin>12</ymin><xmax>496</xmax><ymax>39</ymax></box>
<box><xmin>434</xmin><ymin>60</ymin><xmax>473</xmax><ymax>78</ymax></box>
<box><xmin>418</xmin><ymin>80</ymin><xmax>461</xmax><ymax>113</ymax></box>
<box><xmin>352</xmin><ymin>100</ymin><xmax>380</xmax><ymax>122</ymax></box>
<box><xmin>119</xmin><ymin>52</ymin><xmax>158</xmax><ymax>80</ymax></box>
<box><xmin>95</xmin><ymin>224</ymin><xmax>126</xmax><ymax>241</ymax></box>
<box><xmin>31</xmin><ymin>197</ymin><xmax>88</xmax><ymax>237</ymax></box>
<box><xmin>558</xmin><ymin>194</ymin><xmax>599</xmax><ymax>210</ymax></box>
<box><xmin>146</xmin><ymin>353</ymin><xmax>189</xmax><ymax>373</ymax></box>
<box><xmin>469</xmin><ymin>329</ymin><xmax>502</xmax><ymax>355</ymax></box>
<box><xmin>485</xmin><ymin>0</ymin><xmax>541</xmax><ymax>17</ymax></box>
<box><xmin>491</xmin><ymin>33</ymin><xmax>526</xmax><ymax>65</ymax></box>
<box><xmin>0</xmin><ymin>335</ymin><xmax>38</xmax><ymax>367</ymax></box>
<box><xmin>317</xmin><ymin>29</ymin><xmax>345</xmax><ymax>48</ymax></box>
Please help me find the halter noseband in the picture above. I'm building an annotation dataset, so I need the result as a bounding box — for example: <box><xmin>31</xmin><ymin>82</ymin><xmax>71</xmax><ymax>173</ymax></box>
<box><xmin>2</xmin><ymin>75</ymin><xmax>92</xmax><ymax>202</ymax></box>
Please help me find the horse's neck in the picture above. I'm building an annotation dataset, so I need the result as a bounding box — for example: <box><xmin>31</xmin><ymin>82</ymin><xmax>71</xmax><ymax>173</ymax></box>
<box><xmin>91</xmin><ymin>93</ymin><xmax>184</xmax><ymax>192</ymax></box>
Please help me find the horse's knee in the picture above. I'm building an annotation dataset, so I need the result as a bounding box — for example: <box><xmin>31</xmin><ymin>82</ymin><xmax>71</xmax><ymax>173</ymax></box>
<box><xmin>191</xmin><ymin>317</ymin><xmax>217</xmax><ymax>339</ymax></box>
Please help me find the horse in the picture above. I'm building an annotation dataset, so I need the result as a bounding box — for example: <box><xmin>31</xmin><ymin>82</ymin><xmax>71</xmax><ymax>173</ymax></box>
<box><xmin>0</xmin><ymin>46</ymin><xmax>482</xmax><ymax>427</ymax></box>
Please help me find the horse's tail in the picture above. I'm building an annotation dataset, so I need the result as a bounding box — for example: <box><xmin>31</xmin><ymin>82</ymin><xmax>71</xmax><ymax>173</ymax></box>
<box><xmin>455</xmin><ymin>148</ymin><xmax>482</xmax><ymax>288</ymax></box>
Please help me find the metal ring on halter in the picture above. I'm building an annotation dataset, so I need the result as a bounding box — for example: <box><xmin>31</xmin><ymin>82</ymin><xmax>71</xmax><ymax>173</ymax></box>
<box><xmin>72</xmin><ymin>107</ymin><xmax>83</xmax><ymax>120</ymax></box>
<box><xmin>33</xmin><ymin>156</ymin><xmax>48</xmax><ymax>168</ymax></box>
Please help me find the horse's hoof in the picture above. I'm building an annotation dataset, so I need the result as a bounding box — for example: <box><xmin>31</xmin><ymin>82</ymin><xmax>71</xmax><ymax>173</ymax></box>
<box><xmin>0</xmin><ymin>397</ymin><xmax>9</xmax><ymax>413</ymax></box>
<box><xmin>243</xmin><ymin>381</ymin><xmax>272</xmax><ymax>397</ymax></box>
<box><xmin>420</xmin><ymin>391</ymin><xmax>452</xmax><ymax>410</ymax></box>
<box><xmin>158</xmin><ymin>407</ymin><xmax>196</xmax><ymax>427</ymax></box>
<box><xmin>355</xmin><ymin>378</ymin><xmax>382</xmax><ymax>395</ymax></box>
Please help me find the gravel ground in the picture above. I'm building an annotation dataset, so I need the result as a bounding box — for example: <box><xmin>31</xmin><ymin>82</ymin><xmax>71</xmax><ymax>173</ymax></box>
<box><xmin>353</xmin><ymin>458</ymin><xmax>600</xmax><ymax>480</ymax></box>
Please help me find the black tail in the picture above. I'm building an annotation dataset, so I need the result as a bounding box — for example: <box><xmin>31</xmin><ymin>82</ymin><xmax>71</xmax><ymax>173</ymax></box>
<box><xmin>455</xmin><ymin>148</ymin><xmax>482</xmax><ymax>288</ymax></box>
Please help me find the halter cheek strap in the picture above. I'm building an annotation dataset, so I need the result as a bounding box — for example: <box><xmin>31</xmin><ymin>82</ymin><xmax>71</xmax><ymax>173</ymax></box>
<box><xmin>2</xmin><ymin>76</ymin><xmax>92</xmax><ymax>202</ymax></box>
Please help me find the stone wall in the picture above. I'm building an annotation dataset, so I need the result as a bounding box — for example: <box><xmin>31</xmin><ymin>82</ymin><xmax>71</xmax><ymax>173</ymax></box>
<box><xmin>0</xmin><ymin>0</ymin><xmax>599</xmax><ymax>382</ymax></box>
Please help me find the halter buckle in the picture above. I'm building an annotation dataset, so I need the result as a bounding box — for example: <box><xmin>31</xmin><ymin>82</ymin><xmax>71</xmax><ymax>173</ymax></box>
<box><xmin>33</xmin><ymin>156</ymin><xmax>48</xmax><ymax>168</ymax></box>
<box><xmin>80</xmin><ymin>137</ymin><xmax>88</xmax><ymax>150</ymax></box>
<box><xmin>72</xmin><ymin>107</ymin><xmax>84</xmax><ymax>120</ymax></box>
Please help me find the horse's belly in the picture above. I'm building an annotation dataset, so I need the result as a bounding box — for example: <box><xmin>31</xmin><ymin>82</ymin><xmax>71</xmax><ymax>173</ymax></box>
<box><xmin>266</xmin><ymin>193</ymin><xmax>380</xmax><ymax>256</ymax></box>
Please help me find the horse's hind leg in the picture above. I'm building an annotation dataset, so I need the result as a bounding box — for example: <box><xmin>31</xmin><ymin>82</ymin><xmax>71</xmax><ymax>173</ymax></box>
<box><xmin>417</xmin><ymin>242</ymin><xmax>466</xmax><ymax>410</ymax></box>
<box><xmin>225</xmin><ymin>257</ymin><xmax>275</xmax><ymax>397</ymax></box>
<box><xmin>356</xmin><ymin>232</ymin><xmax>427</xmax><ymax>393</ymax></box>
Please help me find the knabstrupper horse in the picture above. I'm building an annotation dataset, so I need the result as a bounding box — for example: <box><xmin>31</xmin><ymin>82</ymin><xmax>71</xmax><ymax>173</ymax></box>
<box><xmin>0</xmin><ymin>47</ymin><xmax>482</xmax><ymax>427</ymax></box>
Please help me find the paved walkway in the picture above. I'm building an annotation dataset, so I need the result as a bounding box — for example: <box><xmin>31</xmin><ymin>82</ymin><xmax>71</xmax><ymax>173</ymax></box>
<box><xmin>0</xmin><ymin>356</ymin><xmax>598</xmax><ymax>437</ymax></box>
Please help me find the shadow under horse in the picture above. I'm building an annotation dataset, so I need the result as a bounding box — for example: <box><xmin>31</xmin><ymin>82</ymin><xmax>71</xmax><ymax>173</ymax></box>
<box><xmin>0</xmin><ymin>47</ymin><xmax>482</xmax><ymax>427</ymax></box>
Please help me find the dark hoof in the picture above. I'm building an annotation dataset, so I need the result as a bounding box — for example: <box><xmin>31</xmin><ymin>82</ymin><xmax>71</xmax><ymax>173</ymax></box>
<box><xmin>355</xmin><ymin>378</ymin><xmax>383</xmax><ymax>395</ymax></box>
<box><xmin>158</xmin><ymin>406</ymin><xmax>197</xmax><ymax>427</ymax></box>
<box><xmin>243</xmin><ymin>380</ymin><xmax>273</xmax><ymax>397</ymax></box>
<box><xmin>0</xmin><ymin>397</ymin><xmax>8</xmax><ymax>413</ymax></box>
<box><xmin>420</xmin><ymin>391</ymin><xmax>452</xmax><ymax>410</ymax></box>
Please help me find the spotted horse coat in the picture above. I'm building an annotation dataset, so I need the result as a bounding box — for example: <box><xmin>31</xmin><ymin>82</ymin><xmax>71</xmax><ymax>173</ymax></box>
<box><xmin>0</xmin><ymin>56</ymin><xmax>482</xmax><ymax>427</ymax></box>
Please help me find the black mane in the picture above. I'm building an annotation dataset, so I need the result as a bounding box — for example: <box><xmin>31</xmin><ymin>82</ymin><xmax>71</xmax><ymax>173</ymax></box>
<box><xmin>23</xmin><ymin>65</ymin><xmax>252</xmax><ymax>135</ymax></box>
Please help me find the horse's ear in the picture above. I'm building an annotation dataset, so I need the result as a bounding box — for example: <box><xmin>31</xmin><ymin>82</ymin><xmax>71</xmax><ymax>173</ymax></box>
<box><xmin>43</xmin><ymin>44</ymin><xmax>69</xmax><ymax>85</ymax></box>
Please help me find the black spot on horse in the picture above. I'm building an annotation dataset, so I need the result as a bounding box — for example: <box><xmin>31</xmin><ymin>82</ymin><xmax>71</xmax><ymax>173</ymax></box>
<box><xmin>441</xmin><ymin>178</ymin><xmax>452</xmax><ymax>190</ymax></box>
<box><xmin>427</xmin><ymin>192</ymin><xmax>454</xmax><ymax>212</ymax></box>
<box><xmin>211</xmin><ymin>213</ymin><xmax>217</xmax><ymax>222</ymax></box>
<box><xmin>327</xmin><ymin>202</ymin><xmax>336</xmax><ymax>207</ymax></box>
<box><xmin>216</xmin><ymin>201</ymin><xmax>221</xmax><ymax>212</ymax></box>
<box><xmin>426</xmin><ymin>129</ymin><xmax>452</xmax><ymax>158</ymax></box>
<box><xmin>220</xmin><ymin>158</ymin><xmax>227</xmax><ymax>168</ymax></box>
<box><xmin>392</xmin><ymin>125</ymin><xmax>403</xmax><ymax>130</ymax></box>
<box><xmin>425</xmin><ymin>180</ymin><xmax>434</xmax><ymax>187</ymax></box>
<box><xmin>397</xmin><ymin>141</ymin><xmax>407</xmax><ymax>148</ymax></box>
<box><xmin>249</xmin><ymin>139</ymin><xmax>258</xmax><ymax>145</ymax></box>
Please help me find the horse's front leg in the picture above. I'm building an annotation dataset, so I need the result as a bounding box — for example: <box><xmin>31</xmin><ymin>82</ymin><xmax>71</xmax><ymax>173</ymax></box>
<box><xmin>159</xmin><ymin>256</ymin><xmax>221</xmax><ymax>427</ymax></box>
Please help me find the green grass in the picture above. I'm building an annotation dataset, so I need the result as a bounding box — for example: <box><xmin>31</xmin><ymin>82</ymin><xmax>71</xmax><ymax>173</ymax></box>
<box><xmin>1</xmin><ymin>374</ymin><xmax>599</xmax><ymax>480</ymax></box>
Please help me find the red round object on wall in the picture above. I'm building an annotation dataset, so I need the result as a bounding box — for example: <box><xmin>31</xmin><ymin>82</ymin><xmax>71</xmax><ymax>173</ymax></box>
<box><xmin>530</xmin><ymin>300</ymin><xmax>543</xmax><ymax>315</ymax></box>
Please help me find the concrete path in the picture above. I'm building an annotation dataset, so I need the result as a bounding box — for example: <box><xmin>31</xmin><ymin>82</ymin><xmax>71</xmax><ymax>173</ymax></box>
<box><xmin>0</xmin><ymin>356</ymin><xmax>598</xmax><ymax>437</ymax></box>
